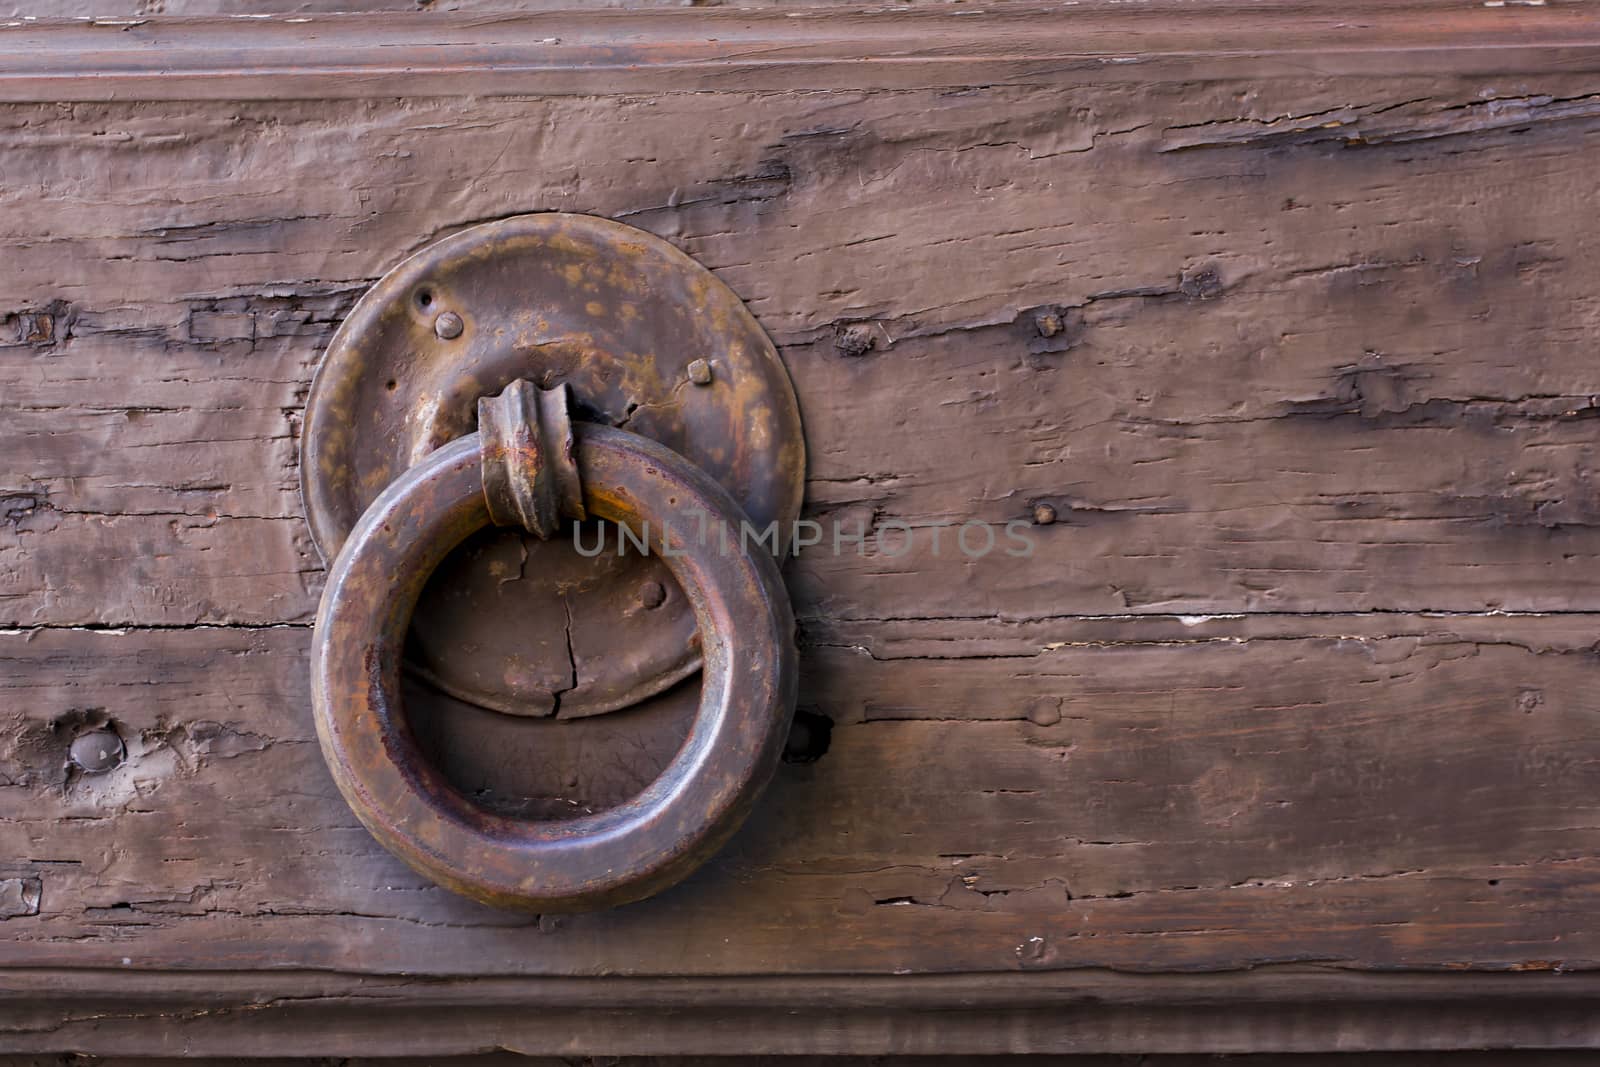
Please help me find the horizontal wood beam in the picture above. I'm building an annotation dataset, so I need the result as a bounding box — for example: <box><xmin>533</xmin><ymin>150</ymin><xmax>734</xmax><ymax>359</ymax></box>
<box><xmin>2</xmin><ymin>2</ymin><xmax>1600</xmax><ymax>100</ymax></box>
<box><xmin>5</xmin><ymin>617</ymin><xmax>1600</xmax><ymax>980</ymax></box>
<box><xmin>6</xmin><ymin>967</ymin><xmax>1600</xmax><ymax>1055</ymax></box>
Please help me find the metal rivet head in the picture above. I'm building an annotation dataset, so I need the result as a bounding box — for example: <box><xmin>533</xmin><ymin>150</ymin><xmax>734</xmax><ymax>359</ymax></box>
<box><xmin>687</xmin><ymin>359</ymin><xmax>713</xmax><ymax>386</ymax></box>
<box><xmin>433</xmin><ymin>311</ymin><xmax>465</xmax><ymax>340</ymax></box>
<box><xmin>69</xmin><ymin>729</ymin><xmax>124</xmax><ymax>775</ymax></box>
<box><xmin>1032</xmin><ymin>502</ymin><xmax>1057</xmax><ymax>525</ymax></box>
<box><xmin>639</xmin><ymin>580</ymin><xmax>668</xmax><ymax>609</ymax></box>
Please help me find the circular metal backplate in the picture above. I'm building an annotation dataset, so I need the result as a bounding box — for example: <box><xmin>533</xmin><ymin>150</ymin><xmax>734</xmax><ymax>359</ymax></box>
<box><xmin>302</xmin><ymin>213</ymin><xmax>804</xmax><ymax>719</ymax></box>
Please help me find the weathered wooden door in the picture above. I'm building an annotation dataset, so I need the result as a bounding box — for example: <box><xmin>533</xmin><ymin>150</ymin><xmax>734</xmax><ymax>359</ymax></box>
<box><xmin>5</xmin><ymin>1</ymin><xmax>1600</xmax><ymax>1056</ymax></box>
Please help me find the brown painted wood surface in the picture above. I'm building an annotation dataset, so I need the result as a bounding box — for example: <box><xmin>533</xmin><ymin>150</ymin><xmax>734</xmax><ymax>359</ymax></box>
<box><xmin>5</xmin><ymin>2</ymin><xmax>1600</xmax><ymax>1054</ymax></box>
<box><xmin>7</xmin><ymin>3</ymin><xmax>1600</xmax><ymax>100</ymax></box>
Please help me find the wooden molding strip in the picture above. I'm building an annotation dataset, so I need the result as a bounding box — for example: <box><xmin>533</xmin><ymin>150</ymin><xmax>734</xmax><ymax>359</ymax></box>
<box><xmin>6</xmin><ymin>968</ymin><xmax>1600</xmax><ymax>1055</ymax></box>
<box><xmin>3</xmin><ymin>1</ymin><xmax>1600</xmax><ymax>100</ymax></box>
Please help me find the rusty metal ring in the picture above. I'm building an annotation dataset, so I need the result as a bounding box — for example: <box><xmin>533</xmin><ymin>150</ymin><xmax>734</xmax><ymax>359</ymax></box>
<box><xmin>311</xmin><ymin>424</ymin><xmax>796</xmax><ymax>911</ymax></box>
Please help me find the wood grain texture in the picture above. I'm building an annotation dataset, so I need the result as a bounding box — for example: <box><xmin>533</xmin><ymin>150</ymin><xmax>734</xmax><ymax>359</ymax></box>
<box><xmin>10</xmin><ymin>78</ymin><xmax>1600</xmax><ymax>622</ymax></box>
<box><xmin>3</xmin><ymin>615</ymin><xmax>1600</xmax><ymax>980</ymax></box>
<box><xmin>7</xmin><ymin>971</ymin><xmax>1600</xmax><ymax>1055</ymax></box>
<box><xmin>3</xmin><ymin>2</ymin><xmax>1600</xmax><ymax>101</ymax></box>
<box><xmin>5</xmin><ymin>3</ymin><xmax>1600</xmax><ymax>1055</ymax></box>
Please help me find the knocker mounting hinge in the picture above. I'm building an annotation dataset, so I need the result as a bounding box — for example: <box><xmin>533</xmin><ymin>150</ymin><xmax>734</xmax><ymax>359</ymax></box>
<box><xmin>478</xmin><ymin>379</ymin><xmax>585</xmax><ymax>538</ymax></box>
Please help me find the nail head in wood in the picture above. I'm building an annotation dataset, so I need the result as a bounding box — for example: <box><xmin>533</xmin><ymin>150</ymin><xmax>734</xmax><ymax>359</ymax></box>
<box><xmin>69</xmin><ymin>729</ymin><xmax>124</xmax><ymax>775</ymax></box>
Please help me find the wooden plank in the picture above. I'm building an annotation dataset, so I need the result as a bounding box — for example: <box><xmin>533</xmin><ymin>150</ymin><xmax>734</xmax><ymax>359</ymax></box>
<box><xmin>9</xmin><ymin>80</ymin><xmax>1600</xmax><ymax>621</ymax></box>
<box><xmin>7</xmin><ymin>972</ymin><xmax>1600</xmax><ymax>1057</ymax></box>
<box><xmin>2</xmin><ymin>615</ymin><xmax>1599</xmax><ymax>982</ymax></box>
<box><xmin>1</xmin><ymin>3</ymin><xmax>1600</xmax><ymax>102</ymax></box>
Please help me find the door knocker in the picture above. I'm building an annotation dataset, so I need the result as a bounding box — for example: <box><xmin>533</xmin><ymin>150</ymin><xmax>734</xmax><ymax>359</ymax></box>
<box><xmin>299</xmin><ymin>214</ymin><xmax>804</xmax><ymax>910</ymax></box>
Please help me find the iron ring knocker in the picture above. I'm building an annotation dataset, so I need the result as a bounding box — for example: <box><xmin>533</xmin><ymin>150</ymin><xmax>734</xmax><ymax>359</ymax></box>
<box><xmin>310</xmin><ymin>380</ymin><xmax>797</xmax><ymax>911</ymax></box>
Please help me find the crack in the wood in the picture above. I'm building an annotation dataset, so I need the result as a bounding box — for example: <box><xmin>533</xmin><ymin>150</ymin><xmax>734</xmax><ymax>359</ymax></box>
<box><xmin>1159</xmin><ymin>90</ymin><xmax>1600</xmax><ymax>152</ymax></box>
